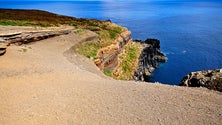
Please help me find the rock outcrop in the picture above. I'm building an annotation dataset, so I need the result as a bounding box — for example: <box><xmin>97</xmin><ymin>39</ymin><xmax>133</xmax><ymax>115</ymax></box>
<box><xmin>179</xmin><ymin>69</ymin><xmax>222</xmax><ymax>92</ymax></box>
<box><xmin>133</xmin><ymin>39</ymin><xmax>167</xmax><ymax>81</ymax></box>
<box><xmin>0</xmin><ymin>30</ymin><xmax>71</xmax><ymax>56</ymax></box>
<box><xmin>0</xmin><ymin>38</ymin><xmax>7</xmax><ymax>55</ymax></box>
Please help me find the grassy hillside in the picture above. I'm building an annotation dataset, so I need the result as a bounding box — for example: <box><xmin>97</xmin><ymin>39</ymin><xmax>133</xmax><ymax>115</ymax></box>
<box><xmin>0</xmin><ymin>9</ymin><xmax>122</xmax><ymax>38</ymax></box>
<box><xmin>0</xmin><ymin>9</ymin><xmax>123</xmax><ymax>57</ymax></box>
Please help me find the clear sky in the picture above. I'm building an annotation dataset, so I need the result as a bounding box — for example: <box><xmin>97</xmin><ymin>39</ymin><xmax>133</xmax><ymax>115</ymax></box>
<box><xmin>2</xmin><ymin>0</ymin><xmax>216</xmax><ymax>1</ymax></box>
<box><xmin>0</xmin><ymin>0</ymin><xmax>182</xmax><ymax>1</ymax></box>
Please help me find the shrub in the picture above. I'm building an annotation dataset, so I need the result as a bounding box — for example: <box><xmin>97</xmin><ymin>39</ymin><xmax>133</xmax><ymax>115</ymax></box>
<box><xmin>104</xmin><ymin>69</ymin><xmax>112</xmax><ymax>77</ymax></box>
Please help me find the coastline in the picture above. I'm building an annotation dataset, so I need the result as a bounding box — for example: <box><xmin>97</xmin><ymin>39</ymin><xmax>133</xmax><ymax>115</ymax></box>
<box><xmin>0</xmin><ymin>25</ymin><xmax>221</xmax><ymax>125</ymax></box>
<box><xmin>0</xmin><ymin>9</ymin><xmax>221</xmax><ymax>124</ymax></box>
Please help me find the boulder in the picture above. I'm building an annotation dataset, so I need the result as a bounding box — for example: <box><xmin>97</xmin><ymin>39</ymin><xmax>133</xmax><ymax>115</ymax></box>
<box><xmin>179</xmin><ymin>69</ymin><xmax>222</xmax><ymax>92</ymax></box>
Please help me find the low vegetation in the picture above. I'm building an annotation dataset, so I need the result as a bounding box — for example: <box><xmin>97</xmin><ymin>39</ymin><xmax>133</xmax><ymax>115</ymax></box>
<box><xmin>0</xmin><ymin>9</ymin><xmax>74</xmax><ymax>26</ymax></box>
<box><xmin>103</xmin><ymin>69</ymin><xmax>112</xmax><ymax>77</ymax></box>
<box><xmin>117</xmin><ymin>42</ymin><xmax>141</xmax><ymax>80</ymax></box>
<box><xmin>76</xmin><ymin>42</ymin><xmax>101</xmax><ymax>60</ymax></box>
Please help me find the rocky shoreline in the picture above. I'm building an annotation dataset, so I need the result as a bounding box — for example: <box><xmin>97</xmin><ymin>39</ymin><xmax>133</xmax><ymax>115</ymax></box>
<box><xmin>180</xmin><ymin>69</ymin><xmax>222</xmax><ymax>92</ymax></box>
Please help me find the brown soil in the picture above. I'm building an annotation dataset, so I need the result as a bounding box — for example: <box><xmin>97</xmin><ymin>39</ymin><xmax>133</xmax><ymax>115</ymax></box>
<box><xmin>0</xmin><ymin>26</ymin><xmax>221</xmax><ymax>125</ymax></box>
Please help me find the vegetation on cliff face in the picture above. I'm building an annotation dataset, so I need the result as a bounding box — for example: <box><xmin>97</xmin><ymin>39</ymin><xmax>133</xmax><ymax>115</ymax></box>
<box><xmin>75</xmin><ymin>23</ymin><xmax>123</xmax><ymax>60</ymax></box>
<box><xmin>103</xmin><ymin>69</ymin><xmax>112</xmax><ymax>77</ymax></box>
<box><xmin>113</xmin><ymin>42</ymin><xmax>141</xmax><ymax>80</ymax></box>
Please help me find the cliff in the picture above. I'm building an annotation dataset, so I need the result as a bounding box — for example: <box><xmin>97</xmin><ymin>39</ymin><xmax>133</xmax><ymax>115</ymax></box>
<box><xmin>179</xmin><ymin>69</ymin><xmax>222</xmax><ymax>92</ymax></box>
<box><xmin>133</xmin><ymin>39</ymin><xmax>167</xmax><ymax>81</ymax></box>
<box><xmin>94</xmin><ymin>28</ymin><xmax>142</xmax><ymax>80</ymax></box>
<box><xmin>0</xmin><ymin>9</ymin><xmax>167</xmax><ymax>82</ymax></box>
<box><xmin>94</xmin><ymin>28</ymin><xmax>131</xmax><ymax>71</ymax></box>
<box><xmin>93</xmin><ymin>28</ymin><xmax>166</xmax><ymax>80</ymax></box>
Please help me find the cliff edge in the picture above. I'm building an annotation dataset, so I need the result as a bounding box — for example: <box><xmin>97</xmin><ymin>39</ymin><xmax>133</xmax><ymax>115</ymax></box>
<box><xmin>0</xmin><ymin>9</ymin><xmax>221</xmax><ymax>125</ymax></box>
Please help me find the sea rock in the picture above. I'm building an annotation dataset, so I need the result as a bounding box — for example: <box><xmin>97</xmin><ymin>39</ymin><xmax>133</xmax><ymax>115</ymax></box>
<box><xmin>133</xmin><ymin>39</ymin><xmax>167</xmax><ymax>81</ymax></box>
<box><xmin>179</xmin><ymin>69</ymin><xmax>222</xmax><ymax>92</ymax></box>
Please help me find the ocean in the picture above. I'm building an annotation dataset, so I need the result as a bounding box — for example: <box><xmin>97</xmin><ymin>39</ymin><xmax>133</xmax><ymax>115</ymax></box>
<box><xmin>1</xmin><ymin>0</ymin><xmax>222</xmax><ymax>85</ymax></box>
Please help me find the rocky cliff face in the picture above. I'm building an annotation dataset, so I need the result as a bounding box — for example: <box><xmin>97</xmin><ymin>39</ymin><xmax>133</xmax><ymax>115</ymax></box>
<box><xmin>94</xmin><ymin>28</ymin><xmax>132</xmax><ymax>71</ymax></box>
<box><xmin>94</xmin><ymin>27</ymin><xmax>167</xmax><ymax>81</ymax></box>
<box><xmin>179</xmin><ymin>69</ymin><xmax>222</xmax><ymax>92</ymax></box>
<box><xmin>133</xmin><ymin>39</ymin><xmax>167</xmax><ymax>81</ymax></box>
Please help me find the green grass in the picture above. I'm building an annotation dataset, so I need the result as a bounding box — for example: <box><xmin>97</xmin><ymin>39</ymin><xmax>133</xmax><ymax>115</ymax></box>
<box><xmin>0</xmin><ymin>20</ymin><xmax>55</xmax><ymax>27</ymax></box>
<box><xmin>0</xmin><ymin>20</ymin><xmax>31</xmax><ymax>26</ymax></box>
<box><xmin>74</xmin><ymin>29</ymin><xmax>85</xmax><ymax>34</ymax></box>
<box><xmin>76</xmin><ymin>42</ymin><xmax>101</xmax><ymax>60</ymax></box>
<box><xmin>108</xmin><ymin>27</ymin><xmax>122</xmax><ymax>39</ymax></box>
<box><xmin>103</xmin><ymin>69</ymin><xmax>112</xmax><ymax>77</ymax></box>
<box><xmin>100</xmin><ymin>25</ymin><xmax>123</xmax><ymax>39</ymax></box>
<box><xmin>120</xmin><ymin>43</ymin><xmax>140</xmax><ymax>79</ymax></box>
<box><xmin>86</xmin><ymin>20</ymin><xmax>99</xmax><ymax>27</ymax></box>
<box><xmin>0</xmin><ymin>9</ymin><xmax>75</xmax><ymax>26</ymax></box>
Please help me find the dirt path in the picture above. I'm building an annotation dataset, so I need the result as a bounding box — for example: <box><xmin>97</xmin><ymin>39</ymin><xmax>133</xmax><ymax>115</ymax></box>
<box><xmin>0</xmin><ymin>26</ymin><xmax>221</xmax><ymax>125</ymax></box>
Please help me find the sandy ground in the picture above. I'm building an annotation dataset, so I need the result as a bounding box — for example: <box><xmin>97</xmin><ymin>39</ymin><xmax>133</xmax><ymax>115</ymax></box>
<box><xmin>0</xmin><ymin>26</ymin><xmax>221</xmax><ymax>125</ymax></box>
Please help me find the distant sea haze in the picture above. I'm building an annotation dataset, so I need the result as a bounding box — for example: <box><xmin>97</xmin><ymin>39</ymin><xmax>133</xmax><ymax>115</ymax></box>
<box><xmin>1</xmin><ymin>0</ymin><xmax>222</xmax><ymax>85</ymax></box>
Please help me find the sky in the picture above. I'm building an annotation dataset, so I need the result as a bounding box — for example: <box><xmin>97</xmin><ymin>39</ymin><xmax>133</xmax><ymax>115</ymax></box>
<box><xmin>3</xmin><ymin>0</ymin><xmax>221</xmax><ymax>2</ymax></box>
<box><xmin>0</xmin><ymin>0</ymin><xmax>196</xmax><ymax>1</ymax></box>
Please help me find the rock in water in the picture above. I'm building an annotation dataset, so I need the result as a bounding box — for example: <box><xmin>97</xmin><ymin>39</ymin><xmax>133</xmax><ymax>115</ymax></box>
<box><xmin>179</xmin><ymin>69</ymin><xmax>222</xmax><ymax>92</ymax></box>
<box><xmin>134</xmin><ymin>39</ymin><xmax>167</xmax><ymax>81</ymax></box>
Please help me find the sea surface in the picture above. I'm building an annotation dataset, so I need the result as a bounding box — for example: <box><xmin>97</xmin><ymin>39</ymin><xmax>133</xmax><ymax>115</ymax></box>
<box><xmin>1</xmin><ymin>0</ymin><xmax>222</xmax><ymax>85</ymax></box>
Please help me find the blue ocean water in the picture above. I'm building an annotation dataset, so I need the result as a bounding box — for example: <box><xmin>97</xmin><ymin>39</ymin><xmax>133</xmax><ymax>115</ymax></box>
<box><xmin>1</xmin><ymin>0</ymin><xmax>222</xmax><ymax>85</ymax></box>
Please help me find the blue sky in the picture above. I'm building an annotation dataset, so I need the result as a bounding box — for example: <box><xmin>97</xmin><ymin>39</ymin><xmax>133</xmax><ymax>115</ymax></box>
<box><xmin>2</xmin><ymin>0</ymin><xmax>191</xmax><ymax>1</ymax></box>
<box><xmin>2</xmin><ymin>0</ymin><xmax>173</xmax><ymax>1</ymax></box>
